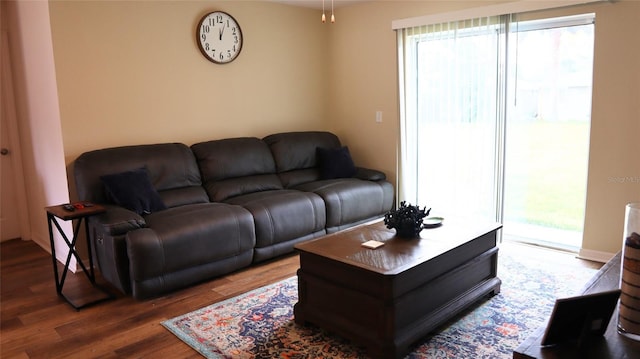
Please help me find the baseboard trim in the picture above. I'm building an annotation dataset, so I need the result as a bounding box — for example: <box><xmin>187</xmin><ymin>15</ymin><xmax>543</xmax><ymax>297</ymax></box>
<box><xmin>577</xmin><ymin>248</ymin><xmax>617</xmax><ymax>263</ymax></box>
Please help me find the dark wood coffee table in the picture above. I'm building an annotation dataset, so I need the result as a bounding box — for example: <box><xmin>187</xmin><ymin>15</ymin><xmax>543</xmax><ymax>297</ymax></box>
<box><xmin>294</xmin><ymin>218</ymin><xmax>502</xmax><ymax>359</ymax></box>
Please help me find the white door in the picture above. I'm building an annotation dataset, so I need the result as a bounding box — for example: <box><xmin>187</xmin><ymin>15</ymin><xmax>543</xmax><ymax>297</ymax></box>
<box><xmin>1</xmin><ymin>97</ymin><xmax>21</xmax><ymax>241</ymax></box>
<box><xmin>1</xmin><ymin>29</ymin><xmax>26</xmax><ymax>242</ymax></box>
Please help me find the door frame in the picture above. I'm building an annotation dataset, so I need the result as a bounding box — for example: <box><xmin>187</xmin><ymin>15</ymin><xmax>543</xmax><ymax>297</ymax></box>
<box><xmin>1</xmin><ymin>29</ymin><xmax>31</xmax><ymax>242</ymax></box>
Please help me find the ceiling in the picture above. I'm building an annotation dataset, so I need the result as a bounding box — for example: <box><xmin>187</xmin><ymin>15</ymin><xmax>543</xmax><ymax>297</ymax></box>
<box><xmin>268</xmin><ymin>0</ymin><xmax>369</xmax><ymax>10</ymax></box>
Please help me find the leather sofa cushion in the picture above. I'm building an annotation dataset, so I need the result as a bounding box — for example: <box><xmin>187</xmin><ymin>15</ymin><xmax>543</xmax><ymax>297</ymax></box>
<box><xmin>192</xmin><ymin>137</ymin><xmax>278</xmax><ymax>180</ymax></box>
<box><xmin>294</xmin><ymin>178</ymin><xmax>394</xmax><ymax>231</ymax></box>
<box><xmin>263</xmin><ymin>131</ymin><xmax>341</xmax><ymax>173</ymax></box>
<box><xmin>203</xmin><ymin>175</ymin><xmax>283</xmax><ymax>203</ymax></box>
<box><xmin>159</xmin><ymin>186</ymin><xmax>209</xmax><ymax>208</ymax></box>
<box><xmin>137</xmin><ymin>203</ymin><xmax>255</xmax><ymax>272</ymax></box>
<box><xmin>225</xmin><ymin>190</ymin><xmax>326</xmax><ymax>253</ymax></box>
<box><xmin>192</xmin><ymin>137</ymin><xmax>283</xmax><ymax>201</ymax></box>
<box><xmin>277</xmin><ymin>168</ymin><xmax>320</xmax><ymax>188</ymax></box>
<box><xmin>126</xmin><ymin>202</ymin><xmax>256</xmax><ymax>298</ymax></box>
<box><xmin>74</xmin><ymin>143</ymin><xmax>203</xmax><ymax>205</ymax></box>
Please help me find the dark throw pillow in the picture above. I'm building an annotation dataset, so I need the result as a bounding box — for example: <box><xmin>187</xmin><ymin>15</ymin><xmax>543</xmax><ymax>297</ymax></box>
<box><xmin>317</xmin><ymin>146</ymin><xmax>357</xmax><ymax>180</ymax></box>
<box><xmin>100</xmin><ymin>167</ymin><xmax>166</xmax><ymax>215</ymax></box>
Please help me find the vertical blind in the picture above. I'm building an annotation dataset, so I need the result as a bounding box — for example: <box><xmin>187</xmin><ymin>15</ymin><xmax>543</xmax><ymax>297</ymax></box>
<box><xmin>397</xmin><ymin>16</ymin><xmax>506</xmax><ymax>220</ymax></box>
<box><xmin>396</xmin><ymin>8</ymin><xmax>596</xmax><ymax>227</ymax></box>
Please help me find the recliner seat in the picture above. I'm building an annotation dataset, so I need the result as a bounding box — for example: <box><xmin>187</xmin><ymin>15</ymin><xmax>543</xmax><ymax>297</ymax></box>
<box><xmin>264</xmin><ymin>131</ymin><xmax>394</xmax><ymax>233</ymax></box>
<box><xmin>74</xmin><ymin>143</ymin><xmax>256</xmax><ymax>299</ymax></box>
<box><xmin>191</xmin><ymin>137</ymin><xmax>327</xmax><ymax>263</ymax></box>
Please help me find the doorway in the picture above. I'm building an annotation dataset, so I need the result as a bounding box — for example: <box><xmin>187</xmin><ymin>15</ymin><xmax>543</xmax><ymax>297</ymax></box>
<box><xmin>1</xmin><ymin>105</ymin><xmax>21</xmax><ymax>241</ymax></box>
<box><xmin>502</xmin><ymin>15</ymin><xmax>594</xmax><ymax>251</ymax></box>
<box><xmin>1</xmin><ymin>29</ymin><xmax>29</xmax><ymax>242</ymax></box>
<box><xmin>398</xmin><ymin>13</ymin><xmax>594</xmax><ymax>252</ymax></box>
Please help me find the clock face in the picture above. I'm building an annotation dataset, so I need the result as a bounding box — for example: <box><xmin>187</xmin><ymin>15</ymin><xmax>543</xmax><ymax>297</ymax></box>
<box><xmin>197</xmin><ymin>11</ymin><xmax>243</xmax><ymax>64</ymax></box>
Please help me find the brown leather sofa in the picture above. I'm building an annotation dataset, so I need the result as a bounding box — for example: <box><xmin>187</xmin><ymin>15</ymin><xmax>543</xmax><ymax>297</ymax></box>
<box><xmin>73</xmin><ymin>131</ymin><xmax>394</xmax><ymax>299</ymax></box>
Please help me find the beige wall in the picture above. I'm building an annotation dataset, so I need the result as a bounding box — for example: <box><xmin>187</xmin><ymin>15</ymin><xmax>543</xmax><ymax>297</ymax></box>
<box><xmin>49</xmin><ymin>1</ymin><xmax>329</xmax><ymax>163</ymax></box>
<box><xmin>8</xmin><ymin>0</ymin><xmax>638</xmax><ymax>259</ymax></box>
<box><xmin>328</xmin><ymin>0</ymin><xmax>640</xmax><ymax>259</ymax></box>
<box><xmin>581</xmin><ymin>0</ymin><xmax>640</xmax><ymax>259</ymax></box>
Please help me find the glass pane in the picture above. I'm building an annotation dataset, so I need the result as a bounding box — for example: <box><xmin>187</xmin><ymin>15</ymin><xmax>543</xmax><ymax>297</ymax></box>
<box><xmin>414</xmin><ymin>24</ymin><xmax>500</xmax><ymax>221</ymax></box>
<box><xmin>503</xmin><ymin>22</ymin><xmax>594</xmax><ymax>250</ymax></box>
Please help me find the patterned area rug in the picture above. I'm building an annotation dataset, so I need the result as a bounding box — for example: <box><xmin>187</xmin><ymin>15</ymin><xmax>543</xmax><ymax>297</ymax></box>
<box><xmin>162</xmin><ymin>243</ymin><xmax>598</xmax><ymax>358</ymax></box>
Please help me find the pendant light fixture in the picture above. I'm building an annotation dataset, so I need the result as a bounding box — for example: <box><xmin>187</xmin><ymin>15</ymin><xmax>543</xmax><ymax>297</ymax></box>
<box><xmin>322</xmin><ymin>0</ymin><xmax>335</xmax><ymax>23</ymax></box>
<box><xmin>331</xmin><ymin>0</ymin><xmax>335</xmax><ymax>23</ymax></box>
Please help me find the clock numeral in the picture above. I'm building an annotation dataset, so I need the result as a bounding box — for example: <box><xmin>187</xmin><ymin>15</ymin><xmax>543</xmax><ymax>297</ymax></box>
<box><xmin>201</xmin><ymin>25</ymin><xmax>210</xmax><ymax>34</ymax></box>
<box><xmin>219</xmin><ymin>52</ymin><xmax>224</xmax><ymax>61</ymax></box>
<box><xmin>205</xmin><ymin>43</ymin><xmax>210</xmax><ymax>51</ymax></box>
<box><xmin>201</xmin><ymin>33</ymin><xmax>207</xmax><ymax>42</ymax></box>
<box><xmin>216</xmin><ymin>14</ymin><xmax>223</xmax><ymax>24</ymax></box>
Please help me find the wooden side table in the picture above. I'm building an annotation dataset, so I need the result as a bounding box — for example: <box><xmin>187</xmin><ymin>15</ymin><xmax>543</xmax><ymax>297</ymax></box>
<box><xmin>513</xmin><ymin>252</ymin><xmax>640</xmax><ymax>358</ymax></box>
<box><xmin>46</xmin><ymin>203</ymin><xmax>115</xmax><ymax>310</ymax></box>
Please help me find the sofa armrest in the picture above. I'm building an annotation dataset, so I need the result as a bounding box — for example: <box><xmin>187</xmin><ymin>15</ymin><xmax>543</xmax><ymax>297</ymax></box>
<box><xmin>354</xmin><ymin>167</ymin><xmax>387</xmax><ymax>181</ymax></box>
<box><xmin>89</xmin><ymin>204</ymin><xmax>146</xmax><ymax>236</ymax></box>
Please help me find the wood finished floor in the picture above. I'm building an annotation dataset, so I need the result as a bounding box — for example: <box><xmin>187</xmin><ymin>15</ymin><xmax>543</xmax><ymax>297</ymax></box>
<box><xmin>1</xmin><ymin>238</ymin><xmax>602</xmax><ymax>358</ymax></box>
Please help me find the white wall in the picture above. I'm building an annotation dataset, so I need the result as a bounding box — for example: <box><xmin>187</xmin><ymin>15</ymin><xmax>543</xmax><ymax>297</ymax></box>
<box><xmin>4</xmin><ymin>0</ymin><xmax>74</xmax><ymax>266</ymax></box>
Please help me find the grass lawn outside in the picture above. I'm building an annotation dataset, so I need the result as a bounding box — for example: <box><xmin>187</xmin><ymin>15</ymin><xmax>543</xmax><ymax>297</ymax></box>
<box><xmin>416</xmin><ymin>119</ymin><xmax>589</xmax><ymax>249</ymax></box>
<box><xmin>504</xmin><ymin>120</ymin><xmax>590</xmax><ymax>232</ymax></box>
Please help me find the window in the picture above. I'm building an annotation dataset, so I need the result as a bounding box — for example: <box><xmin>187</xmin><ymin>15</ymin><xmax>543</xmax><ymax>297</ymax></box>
<box><xmin>397</xmin><ymin>13</ymin><xmax>594</xmax><ymax>250</ymax></box>
<box><xmin>503</xmin><ymin>15</ymin><xmax>594</xmax><ymax>250</ymax></box>
<box><xmin>398</xmin><ymin>16</ymin><xmax>506</xmax><ymax>222</ymax></box>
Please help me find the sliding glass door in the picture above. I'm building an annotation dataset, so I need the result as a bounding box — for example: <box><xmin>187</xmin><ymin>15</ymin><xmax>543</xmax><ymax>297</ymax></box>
<box><xmin>411</xmin><ymin>19</ymin><xmax>503</xmax><ymax>221</ymax></box>
<box><xmin>503</xmin><ymin>16</ymin><xmax>594</xmax><ymax>250</ymax></box>
<box><xmin>398</xmin><ymin>14</ymin><xmax>594</xmax><ymax>250</ymax></box>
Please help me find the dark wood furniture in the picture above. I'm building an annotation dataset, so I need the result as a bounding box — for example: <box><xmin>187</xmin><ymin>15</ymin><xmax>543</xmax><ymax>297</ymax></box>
<box><xmin>514</xmin><ymin>252</ymin><xmax>640</xmax><ymax>358</ymax></box>
<box><xmin>294</xmin><ymin>218</ymin><xmax>502</xmax><ymax>359</ymax></box>
<box><xmin>46</xmin><ymin>202</ymin><xmax>115</xmax><ymax>310</ymax></box>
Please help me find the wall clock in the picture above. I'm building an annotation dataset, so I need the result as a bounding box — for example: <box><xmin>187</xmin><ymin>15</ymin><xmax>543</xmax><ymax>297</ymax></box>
<box><xmin>196</xmin><ymin>11</ymin><xmax>243</xmax><ymax>64</ymax></box>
